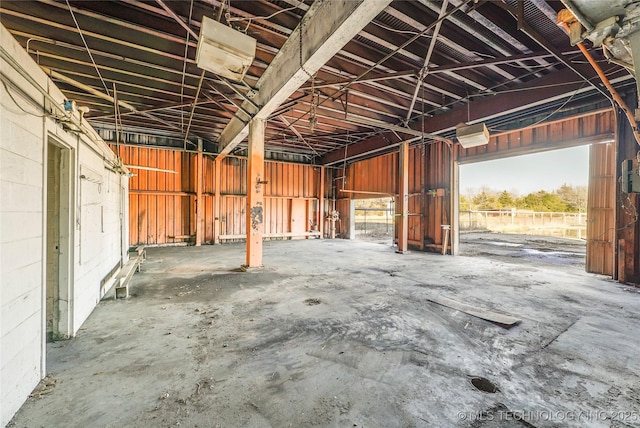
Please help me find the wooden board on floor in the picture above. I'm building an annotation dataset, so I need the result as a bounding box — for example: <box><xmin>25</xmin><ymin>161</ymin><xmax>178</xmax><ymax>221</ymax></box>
<box><xmin>426</xmin><ymin>295</ymin><xmax>521</xmax><ymax>328</ymax></box>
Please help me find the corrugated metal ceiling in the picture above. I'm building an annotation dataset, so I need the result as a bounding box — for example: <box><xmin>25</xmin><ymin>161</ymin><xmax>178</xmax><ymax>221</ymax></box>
<box><xmin>0</xmin><ymin>0</ymin><xmax>632</xmax><ymax>161</ymax></box>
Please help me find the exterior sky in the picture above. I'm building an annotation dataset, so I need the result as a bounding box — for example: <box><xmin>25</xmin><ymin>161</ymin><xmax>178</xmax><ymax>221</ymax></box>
<box><xmin>459</xmin><ymin>145</ymin><xmax>590</xmax><ymax>195</ymax></box>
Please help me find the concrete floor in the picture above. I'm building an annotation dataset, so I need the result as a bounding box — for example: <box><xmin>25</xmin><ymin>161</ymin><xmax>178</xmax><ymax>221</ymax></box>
<box><xmin>9</xmin><ymin>234</ymin><xmax>640</xmax><ymax>428</ymax></box>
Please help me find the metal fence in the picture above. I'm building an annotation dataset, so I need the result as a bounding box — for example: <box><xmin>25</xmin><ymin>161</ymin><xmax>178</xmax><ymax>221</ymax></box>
<box><xmin>354</xmin><ymin>207</ymin><xmax>395</xmax><ymax>240</ymax></box>
<box><xmin>460</xmin><ymin>210</ymin><xmax>587</xmax><ymax>239</ymax></box>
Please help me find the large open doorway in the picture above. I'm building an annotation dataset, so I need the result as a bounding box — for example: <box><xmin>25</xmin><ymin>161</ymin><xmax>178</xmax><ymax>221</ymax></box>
<box><xmin>458</xmin><ymin>146</ymin><xmax>591</xmax><ymax>267</ymax></box>
<box><xmin>352</xmin><ymin>197</ymin><xmax>394</xmax><ymax>245</ymax></box>
<box><xmin>46</xmin><ymin>140</ymin><xmax>72</xmax><ymax>342</ymax></box>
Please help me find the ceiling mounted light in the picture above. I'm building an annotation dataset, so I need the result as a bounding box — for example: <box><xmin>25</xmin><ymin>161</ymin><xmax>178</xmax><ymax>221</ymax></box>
<box><xmin>196</xmin><ymin>16</ymin><xmax>257</xmax><ymax>82</ymax></box>
<box><xmin>456</xmin><ymin>122</ymin><xmax>490</xmax><ymax>148</ymax></box>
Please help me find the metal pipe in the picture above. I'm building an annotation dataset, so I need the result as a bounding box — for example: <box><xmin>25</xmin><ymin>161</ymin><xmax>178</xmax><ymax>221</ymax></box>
<box><xmin>338</xmin><ymin>189</ymin><xmax>395</xmax><ymax>196</ymax></box>
<box><xmin>125</xmin><ymin>165</ymin><xmax>178</xmax><ymax>174</ymax></box>
<box><xmin>282</xmin><ymin>0</ymin><xmax>479</xmax><ymax>131</ymax></box>
<box><xmin>183</xmin><ymin>69</ymin><xmax>206</xmax><ymax>149</ymax></box>
<box><xmin>42</xmin><ymin>67</ymin><xmax>202</xmax><ymax>140</ymax></box>
<box><xmin>507</xmin><ymin>1</ymin><xmax>612</xmax><ymax>102</ymax></box>
<box><xmin>278</xmin><ymin>115</ymin><xmax>320</xmax><ymax>156</ymax></box>
<box><xmin>559</xmin><ymin>0</ymin><xmax>594</xmax><ymax>32</ymax></box>
<box><xmin>561</xmin><ymin>23</ymin><xmax>640</xmax><ymax>147</ymax></box>
<box><xmin>406</xmin><ymin>0</ymin><xmax>449</xmax><ymax>122</ymax></box>
<box><xmin>156</xmin><ymin>0</ymin><xmax>198</xmax><ymax>39</ymax></box>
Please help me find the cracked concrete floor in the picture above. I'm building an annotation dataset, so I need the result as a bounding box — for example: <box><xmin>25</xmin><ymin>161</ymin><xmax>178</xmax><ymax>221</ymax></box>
<box><xmin>9</xmin><ymin>236</ymin><xmax>640</xmax><ymax>428</ymax></box>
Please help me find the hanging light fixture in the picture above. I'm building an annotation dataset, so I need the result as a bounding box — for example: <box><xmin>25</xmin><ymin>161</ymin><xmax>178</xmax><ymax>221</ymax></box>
<box><xmin>456</xmin><ymin>122</ymin><xmax>490</xmax><ymax>148</ymax></box>
<box><xmin>195</xmin><ymin>16</ymin><xmax>257</xmax><ymax>82</ymax></box>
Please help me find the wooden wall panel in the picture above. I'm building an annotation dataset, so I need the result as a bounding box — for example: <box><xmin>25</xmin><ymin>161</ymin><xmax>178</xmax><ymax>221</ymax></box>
<box><xmin>221</xmin><ymin>157</ymin><xmax>247</xmax><ymax>195</ymax></box>
<box><xmin>113</xmin><ymin>146</ymin><xmax>322</xmax><ymax>244</ymax></box>
<box><xmin>342</xmin><ymin>152</ymin><xmax>397</xmax><ymax>198</ymax></box>
<box><xmin>265</xmin><ymin>197</ymin><xmax>291</xmax><ymax>235</ymax></box>
<box><xmin>335</xmin><ymin>198</ymin><xmax>352</xmax><ymax>239</ymax></box>
<box><xmin>586</xmin><ymin>142</ymin><xmax>615</xmax><ymax>275</ymax></box>
<box><xmin>112</xmin><ymin>145</ymin><xmax>196</xmax><ymax>245</ymax></box>
<box><xmin>220</xmin><ymin>196</ymin><xmax>246</xmax><ymax>238</ymax></box>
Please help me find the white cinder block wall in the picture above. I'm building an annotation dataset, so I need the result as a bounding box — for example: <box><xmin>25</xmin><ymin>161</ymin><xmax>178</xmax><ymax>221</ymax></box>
<box><xmin>1</xmin><ymin>24</ymin><xmax>129</xmax><ymax>426</ymax></box>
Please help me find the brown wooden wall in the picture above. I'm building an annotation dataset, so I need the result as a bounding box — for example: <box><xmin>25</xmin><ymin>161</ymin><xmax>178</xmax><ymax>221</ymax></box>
<box><xmin>120</xmin><ymin>146</ymin><xmax>195</xmax><ymax>245</ymax></box>
<box><xmin>112</xmin><ymin>145</ymin><xmax>320</xmax><ymax>245</ymax></box>
<box><xmin>331</xmin><ymin>142</ymin><xmax>453</xmax><ymax>253</ymax></box>
<box><xmin>111</xmin><ymin>107</ymin><xmax>639</xmax><ymax>283</ymax></box>
<box><xmin>341</xmin><ymin>152</ymin><xmax>397</xmax><ymax>197</ymax></box>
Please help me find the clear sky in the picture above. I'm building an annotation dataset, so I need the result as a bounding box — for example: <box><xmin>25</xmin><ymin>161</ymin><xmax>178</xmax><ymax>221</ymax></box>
<box><xmin>459</xmin><ymin>145</ymin><xmax>589</xmax><ymax>195</ymax></box>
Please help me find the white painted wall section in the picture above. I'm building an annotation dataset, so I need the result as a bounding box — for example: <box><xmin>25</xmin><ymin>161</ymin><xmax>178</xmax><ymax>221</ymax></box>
<box><xmin>0</xmin><ymin>23</ymin><xmax>129</xmax><ymax>427</ymax></box>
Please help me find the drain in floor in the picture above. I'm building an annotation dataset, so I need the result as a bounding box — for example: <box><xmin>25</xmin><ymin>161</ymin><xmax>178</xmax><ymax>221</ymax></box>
<box><xmin>304</xmin><ymin>298</ymin><xmax>321</xmax><ymax>306</ymax></box>
<box><xmin>470</xmin><ymin>376</ymin><xmax>499</xmax><ymax>393</ymax></box>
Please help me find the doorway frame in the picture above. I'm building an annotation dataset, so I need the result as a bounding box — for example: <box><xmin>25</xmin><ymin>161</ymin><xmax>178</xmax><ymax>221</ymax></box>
<box><xmin>43</xmin><ymin>135</ymin><xmax>75</xmax><ymax>347</ymax></box>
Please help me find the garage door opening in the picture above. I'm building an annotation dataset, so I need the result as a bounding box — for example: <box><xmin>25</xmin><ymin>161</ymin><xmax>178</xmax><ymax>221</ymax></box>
<box><xmin>353</xmin><ymin>197</ymin><xmax>394</xmax><ymax>245</ymax></box>
<box><xmin>458</xmin><ymin>146</ymin><xmax>589</xmax><ymax>266</ymax></box>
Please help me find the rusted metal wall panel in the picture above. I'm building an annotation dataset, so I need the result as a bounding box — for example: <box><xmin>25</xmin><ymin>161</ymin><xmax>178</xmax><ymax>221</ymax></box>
<box><xmin>586</xmin><ymin>142</ymin><xmax>615</xmax><ymax>276</ymax></box>
<box><xmin>458</xmin><ymin>109</ymin><xmax>615</xmax><ymax>163</ymax></box>
<box><xmin>335</xmin><ymin>198</ymin><xmax>352</xmax><ymax>239</ymax></box>
<box><xmin>422</xmin><ymin>142</ymin><xmax>453</xmax><ymax>252</ymax></box>
<box><xmin>113</xmin><ymin>146</ymin><xmax>321</xmax><ymax>244</ymax></box>
<box><xmin>614</xmin><ymin>101</ymin><xmax>640</xmax><ymax>283</ymax></box>
<box><xmin>329</xmin><ymin>142</ymin><xmax>452</xmax><ymax>251</ymax></box>
<box><xmin>408</xmin><ymin>146</ymin><xmax>424</xmax><ymax>245</ymax></box>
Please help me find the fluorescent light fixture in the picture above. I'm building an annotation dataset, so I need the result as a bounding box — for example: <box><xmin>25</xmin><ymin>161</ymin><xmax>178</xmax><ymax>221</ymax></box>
<box><xmin>456</xmin><ymin>122</ymin><xmax>490</xmax><ymax>148</ymax></box>
<box><xmin>196</xmin><ymin>16</ymin><xmax>257</xmax><ymax>82</ymax></box>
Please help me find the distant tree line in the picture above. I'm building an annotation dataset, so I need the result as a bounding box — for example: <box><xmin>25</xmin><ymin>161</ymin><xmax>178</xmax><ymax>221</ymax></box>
<box><xmin>461</xmin><ymin>184</ymin><xmax>587</xmax><ymax>213</ymax></box>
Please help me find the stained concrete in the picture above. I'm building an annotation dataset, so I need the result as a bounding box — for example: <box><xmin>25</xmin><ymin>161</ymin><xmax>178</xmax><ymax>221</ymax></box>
<box><xmin>8</xmin><ymin>236</ymin><xmax>640</xmax><ymax>427</ymax></box>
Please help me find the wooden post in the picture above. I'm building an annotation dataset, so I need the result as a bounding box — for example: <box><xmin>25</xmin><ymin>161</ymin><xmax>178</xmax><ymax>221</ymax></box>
<box><xmin>195</xmin><ymin>139</ymin><xmax>203</xmax><ymax>246</ymax></box>
<box><xmin>451</xmin><ymin>145</ymin><xmax>459</xmax><ymax>255</ymax></box>
<box><xmin>319</xmin><ymin>166</ymin><xmax>325</xmax><ymax>238</ymax></box>
<box><xmin>246</xmin><ymin>118</ymin><xmax>265</xmax><ymax>267</ymax></box>
<box><xmin>397</xmin><ymin>140</ymin><xmax>409</xmax><ymax>253</ymax></box>
<box><xmin>618</xmin><ymin>239</ymin><xmax>627</xmax><ymax>283</ymax></box>
<box><xmin>213</xmin><ymin>157</ymin><xmax>221</xmax><ymax>244</ymax></box>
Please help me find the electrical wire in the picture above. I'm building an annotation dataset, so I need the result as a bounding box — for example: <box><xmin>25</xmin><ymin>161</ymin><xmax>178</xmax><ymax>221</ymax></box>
<box><xmin>372</xmin><ymin>21</ymin><xmax>432</xmax><ymax>38</ymax></box>
<box><xmin>488</xmin><ymin>81</ymin><xmax>587</xmax><ymax>133</ymax></box>
<box><xmin>417</xmin><ymin>56</ymin><xmax>626</xmax><ymax>123</ymax></box>
<box><xmin>226</xmin><ymin>0</ymin><xmax>304</xmax><ymax>24</ymax></box>
<box><xmin>1</xmin><ymin>79</ymin><xmax>47</xmax><ymax>117</ymax></box>
<box><xmin>588</xmin><ymin>193</ymin><xmax>639</xmax><ymax>242</ymax></box>
<box><xmin>65</xmin><ymin>0</ymin><xmax>111</xmax><ymax>96</ymax></box>
<box><xmin>468</xmin><ymin>50</ymin><xmax>605</xmax><ymax>69</ymax></box>
<box><xmin>282</xmin><ymin>0</ymin><xmax>477</xmax><ymax>132</ymax></box>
